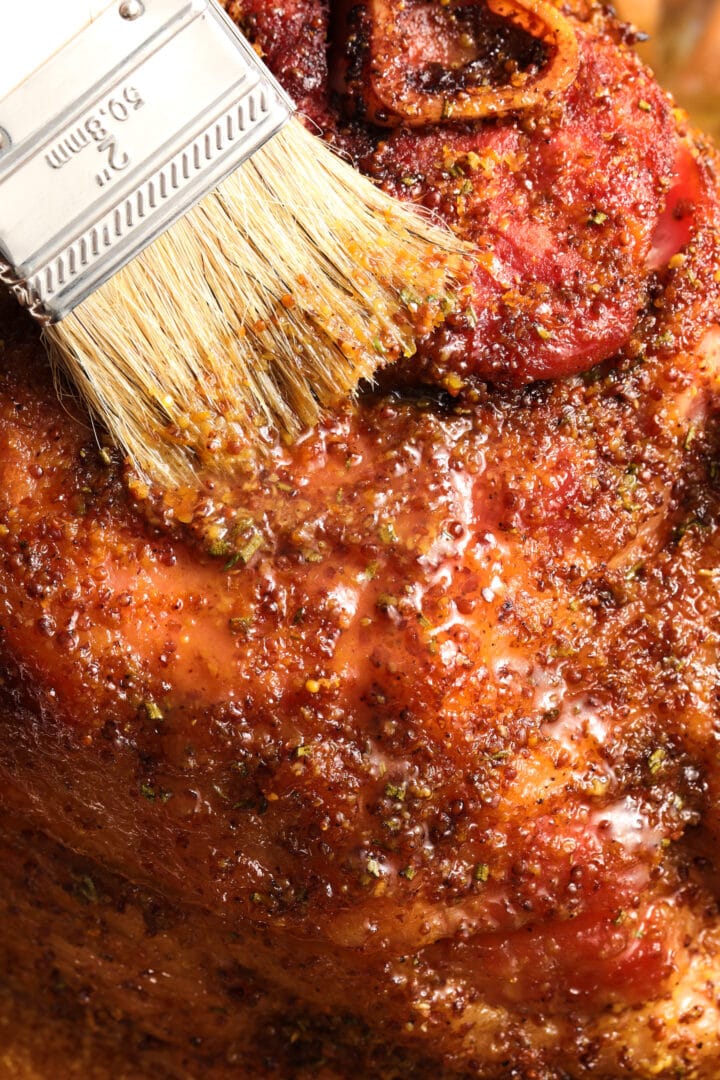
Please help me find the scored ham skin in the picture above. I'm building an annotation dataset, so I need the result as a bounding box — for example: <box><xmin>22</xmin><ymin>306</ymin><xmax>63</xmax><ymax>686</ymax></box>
<box><xmin>2</xmin><ymin>2</ymin><xmax>720</xmax><ymax>1078</ymax></box>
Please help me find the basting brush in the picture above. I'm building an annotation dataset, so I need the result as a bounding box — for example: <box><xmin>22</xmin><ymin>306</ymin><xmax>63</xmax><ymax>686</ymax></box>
<box><xmin>0</xmin><ymin>0</ymin><xmax>468</xmax><ymax>485</ymax></box>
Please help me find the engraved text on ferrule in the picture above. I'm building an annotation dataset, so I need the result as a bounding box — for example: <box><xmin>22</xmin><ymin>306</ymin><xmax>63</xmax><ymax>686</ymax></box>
<box><xmin>44</xmin><ymin>86</ymin><xmax>145</xmax><ymax>180</ymax></box>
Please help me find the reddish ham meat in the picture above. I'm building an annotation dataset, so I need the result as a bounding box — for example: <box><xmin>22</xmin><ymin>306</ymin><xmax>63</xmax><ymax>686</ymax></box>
<box><xmin>2</xmin><ymin>2</ymin><xmax>720</xmax><ymax>1077</ymax></box>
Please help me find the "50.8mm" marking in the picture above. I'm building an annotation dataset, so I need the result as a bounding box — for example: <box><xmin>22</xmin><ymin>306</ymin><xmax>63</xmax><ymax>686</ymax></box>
<box><xmin>44</xmin><ymin>85</ymin><xmax>145</xmax><ymax>187</ymax></box>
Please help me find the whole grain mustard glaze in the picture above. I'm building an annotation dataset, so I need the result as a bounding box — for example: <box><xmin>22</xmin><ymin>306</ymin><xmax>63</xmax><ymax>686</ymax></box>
<box><xmin>2</xmin><ymin>1</ymin><xmax>720</xmax><ymax>1077</ymax></box>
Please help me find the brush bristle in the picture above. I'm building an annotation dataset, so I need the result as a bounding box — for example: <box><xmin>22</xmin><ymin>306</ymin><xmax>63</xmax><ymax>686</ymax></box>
<box><xmin>44</xmin><ymin>118</ymin><xmax>471</xmax><ymax>487</ymax></box>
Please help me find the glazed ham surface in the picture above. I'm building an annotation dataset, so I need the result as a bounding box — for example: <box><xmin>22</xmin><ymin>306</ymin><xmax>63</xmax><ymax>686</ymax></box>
<box><xmin>2</xmin><ymin>2</ymin><xmax>720</xmax><ymax>1077</ymax></box>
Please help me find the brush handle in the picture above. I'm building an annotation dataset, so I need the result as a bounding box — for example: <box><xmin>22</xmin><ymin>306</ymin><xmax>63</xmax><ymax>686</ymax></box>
<box><xmin>0</xmin><ymin>1</ymin><xmax>114</xmax><ymax>101</ymax></box>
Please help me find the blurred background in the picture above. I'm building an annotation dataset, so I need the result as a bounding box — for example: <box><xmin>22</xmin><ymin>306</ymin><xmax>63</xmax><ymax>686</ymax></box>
<box><xmin>616</xmin><ymin>0</ymin><xmax>720</xmax><ymax>136</ymax></box>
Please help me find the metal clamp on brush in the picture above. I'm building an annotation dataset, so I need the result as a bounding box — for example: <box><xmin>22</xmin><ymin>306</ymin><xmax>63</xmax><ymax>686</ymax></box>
<box><xmin>0</xmin><ymin>0</ymin><xmax>294</xmax><ymax>322</ymax></box>
<box><xmin>0</xmin><ymin>0</ymin><xmax>465</xmax><ymax>485</ymax></box>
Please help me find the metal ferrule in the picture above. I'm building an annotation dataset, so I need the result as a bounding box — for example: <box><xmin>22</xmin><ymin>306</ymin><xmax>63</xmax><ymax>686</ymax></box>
<box><xmin>0</xmin><ymin>0</ymin><xmax>294</xmax><ymax>322</ymax></box>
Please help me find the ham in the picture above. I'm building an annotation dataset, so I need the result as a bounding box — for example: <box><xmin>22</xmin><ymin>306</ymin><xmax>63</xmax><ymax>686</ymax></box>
<box><xmin>2</xmin><ymin>2</ymin><xmax>720</xmax><ymax>1076</ymax></box>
